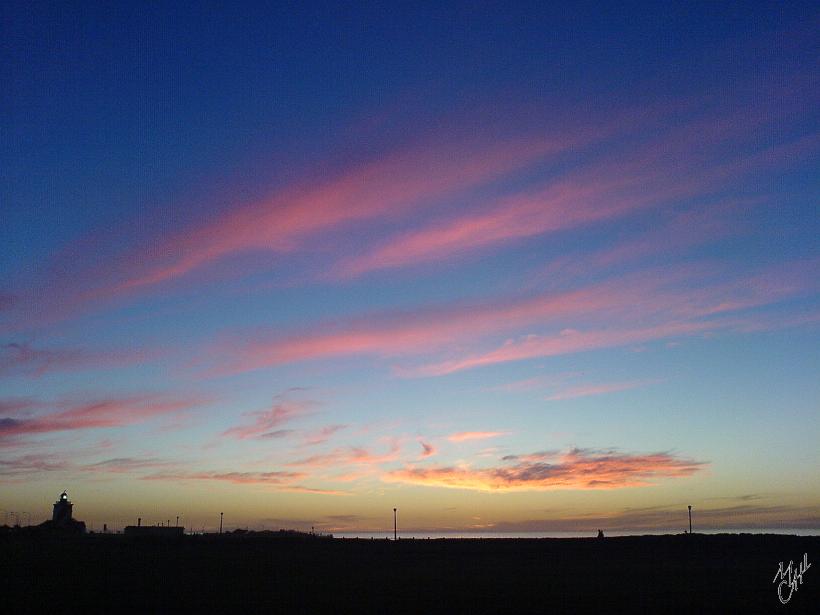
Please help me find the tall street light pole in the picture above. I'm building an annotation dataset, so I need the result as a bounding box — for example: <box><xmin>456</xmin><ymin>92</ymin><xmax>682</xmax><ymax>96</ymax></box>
<box><xmin>220</xmin><ymin>512</ymin><xmax>224</xmax><ymax>534</ymax></box>
<box><xmin>688</xmin><ymin>505</ymin><xmax>692</xmax><ymax>534</ymax></box>
<box><xmin>393</xmin><ymin>508</ymin><xmax>397</xmax><ymax>541</ymax></box>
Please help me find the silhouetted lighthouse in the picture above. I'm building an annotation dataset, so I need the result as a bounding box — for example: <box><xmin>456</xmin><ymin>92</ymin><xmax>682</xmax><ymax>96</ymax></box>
<box><xmin>52</xmin><ymin>491</ymin><xmax>73</xmax><ymax>527</ymax></box>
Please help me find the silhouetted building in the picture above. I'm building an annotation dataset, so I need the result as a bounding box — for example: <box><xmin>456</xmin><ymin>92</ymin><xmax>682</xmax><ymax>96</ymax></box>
<box><xmin>40</xmin><ymin>491</ymin><xmax>85</xmax><ymax>533</ymax></box>
<box><xmin>52</xmin><ymin>491</ymin><xmax>73</xmax><ymax>526</ymax></box>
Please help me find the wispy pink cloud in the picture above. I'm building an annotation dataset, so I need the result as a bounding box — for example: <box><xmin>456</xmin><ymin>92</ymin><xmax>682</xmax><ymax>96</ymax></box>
<box><xmin>0</xmin><ymin>453</ymin><xmax>71</xmax><ymax>479</ymax></box>
<box><xmin>302</xmin><ymin>424</ymin><xmax>347</xmax><ymax>446</ymax></box>
<box><xmin>221</xmin><ymin>401</ymin><xmax>313</xmax><ymax>440</ymax></box>
<box><xmin>144</xmin><ymin>470</ymin><xmax>306</xmax><ymax>485</ymax></box>
<box><xmin>408</xmin><ymin>321</ymin><xmax>714</xmax><ymax>377</ymax></box>
<box><xmin>447</xmin><ymin>431</ymin><xmax>507</xmax><ymax>443</ymax></box>
<box><xmin>0</xmin><ymin>341</ymin><xmax>156</xmax><ymax>377</ymax></box>
<box><xmin>3</xmin><ymin>124</ymin><xmax>586</xmax><ymax>332</ymax></box>
<box><xmin>142</xmin><ymin>469</ymin><xmax>349</xmax><ymax>495</ymax></box>
<box><xmin>419</xmin><ymin>440</ymin><xmax>437</xmax><ymax>458</ymax></box>
<box><xmin>384</xmin><ymin>448</ymin><xmax>705</xmax><ymax>492</ymax></box>
<box><xmin>0</xmin><ymin>453</ymin><xmax>185</xmax><ymax>482</ymax></box>
<box><xmin>0</xmin><ymin>396</ymin><xmax>206</xmax><ymax>440</ymax></box>
<box><xmin>215</xmin><ymin>259</ymin><xmax>815</xmax><ymax>376</ymax></box>
<box><xmin>112</xmin><ymin>132</ymin><xmax>569</xmax><ymax>293</ymax></box>
<box><xmin>0</xmin><ymin>398</ymin><xmax>39</xmax><ymax>416</ymax></box>
<box><xmin>288</xmin><ymin>439</ymin><xmax>401</xmax><ymax>468</ymax></box>
<box><xmin>82</xmin><ymin>457</ymin><xmax>179</xmax><ymax>474</ymax></box>
<box><xmin>488</xmin><ymin>372</ymin><xmax>582</xmax><ymax>393</ymax></box>
<box><xmin>213</xmin><ymin>272</ymin><xmax>668</xmax><ymax>374</ymax></box>
<box><xmin>544</xmin><ymin>380</ymin><xmax>657</xmax><ymax>401</ymax></box>
<box><xmin>281</xmin><ymin>485</ymin><xmax>350</xmax><ymax>496</ymax></box>
<box><xmin>334</xmin><ymin>172</ymin><xmax>644</xmax><ymax>278</ymax></box>
<box><xmin>588</xmin><ymin>198</ymin><xmax>759</xmax><ymax>271</ymax></box>
<box><xmin>331</xmin><ymin>112</ymin><xmax>814</xmax><ymax>279</ymax></box>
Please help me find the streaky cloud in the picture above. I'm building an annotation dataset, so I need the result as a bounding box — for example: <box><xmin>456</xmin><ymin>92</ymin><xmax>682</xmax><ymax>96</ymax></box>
<box><xmin>0</xmin><ymin>395</ymin><xmax>207</xmax><ymax>442</ymax></box>
<box><xmin>384</xmin><ymin>448</ymin><xmax>705</xmax><ymax>492</ymax></box>
<box><xmin>221</xmin><ymin>400</ymin><xmax>314</xmax><ymax>440</ymax></box>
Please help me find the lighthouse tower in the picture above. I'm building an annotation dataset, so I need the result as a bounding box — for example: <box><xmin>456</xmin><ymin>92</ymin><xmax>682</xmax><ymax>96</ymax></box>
<box><xmin>52</xmin><ymin>491</ymin><xmax>73</xmax><ymax>526</ymax></box>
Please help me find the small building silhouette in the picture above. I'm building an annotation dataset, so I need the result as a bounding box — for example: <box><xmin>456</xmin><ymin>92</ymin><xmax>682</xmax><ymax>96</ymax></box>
<box><xmin>52</xmin><ymin>491</ymin><xmax>73</xmax><ymax>526</ymax></box>
<box><xmin>41</xmin><ymin>490</ymin><xmax>85</xmax><ymax>533</ymax></box>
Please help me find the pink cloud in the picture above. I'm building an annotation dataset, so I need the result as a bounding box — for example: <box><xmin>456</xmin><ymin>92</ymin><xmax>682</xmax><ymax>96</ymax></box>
<box><xmin>82</xmin><ymin>457</ymin><xmax>179</xmax><ymax>474</ymax></box>
<box><xmin>0</xmin><ymin>452</ymin><xmax>184</xmax><ymax>482</ymax></box>
<box><xmin>544</xmin><ymin>380</ymin><xmax>657</xmax><ymax>401</ymax></box>
<box><xmin>408</xmin><ymin>321</ymin><xmax>714</xmax><ymax>377</ymax></box>
<box><xmin>221</xmin><ymin>401</ymin><xmax>313</xmax><ymax>440</ymax></box>
<box><xmin>447</xmin><ymin>431</ymin><xmax>507</xmax><ymax>443</ymax></box>
<box><xmin>280</xmin><ymin>485</ymin><xmax>350</xmax><ymax>496</ymax></box>
<box><xmin>333</xmin><ymin>172</ymin><xmax>644</xmax><ymax>278</ymax></box>
<box><xmin>302</xmin><ymin>424</ymin><xmax>347</xmax><ymax>446</ymax></box>
<box><xmin>3</xmin><ymin>124</ymin><xmax>583</xmax><ymax>332</ymax></box>
<box><xmin>144</xmin><ymin>470</ymin><xmax>305</xmax><ymax>485</ymax></box>
<box><xmin>384</xmin><ymin>448</ymin><xmax>705</xmax><ymax>492</ymax></box>
<box><xmin>288</xmin><ymin>439</ymin><xmax>401</xmax><ymax>469</ymax></box>
<box><xmin>0</xmin><ymin>398</ymin><xmax>39</xmax><ymax>416</ymax></box>
<box><xmin>215</xmin><ymin>259</ymin><xmax>815</xmax><ymax>376</ymax></box>
<box><xmin>488</xmin><ymin>372</ymin><xmax>581</xmax><ymax>393</ymax></box>
<box><xmin>0</xmin><ymin>341</ymin><xmax>156</xmax><ymax>377</ymax></box>
<box><xmin>419</xmin><ymin>440</ymin><xmax>437</xmax><ymax>458</ymax></box>
<box><xmin>111</xmin><ymin>132</ymin><xmax>568</xmax><ymax>293</ymax></box>
<box><xmin>142</xmin><ymin>469</ymin><xmax>350</xmax><ymax>495</ymax></box>
<box><xmin>214</xmin><ymin>273</ymin><xmax>665</xmax><ymax>373</ymax></box>
<box><xmin>331</xmin><ymin>110</ymin><xmax>814</xmax><ymax>280</ymax></box>
<box><xmin>0</xmin><ymin>453</ymin><xmax>71</xmax><ymax>479</ymax></box>
<box><xmin>0</xmin><ymin>396</ymin><xmax>206</xmax><ymax>440</ymax></box>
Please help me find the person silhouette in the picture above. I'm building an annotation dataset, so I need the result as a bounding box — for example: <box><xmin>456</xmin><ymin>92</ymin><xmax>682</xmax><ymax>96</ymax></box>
<box><xmin>597</xmin><ymin>529</ymin><xmax>605</xmax><ymax>539</ymax></box>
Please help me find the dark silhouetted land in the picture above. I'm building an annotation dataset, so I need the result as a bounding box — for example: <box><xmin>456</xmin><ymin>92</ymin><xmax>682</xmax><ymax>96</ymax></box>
<box><xmin>2</xmin><ymin>532</ymin><xmax>817</xmax><ymax>613</ymax></box>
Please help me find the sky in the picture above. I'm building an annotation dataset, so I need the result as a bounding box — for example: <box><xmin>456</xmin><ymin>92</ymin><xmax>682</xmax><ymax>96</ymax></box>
<box><xmin>1</xmin><ymin>1</ymin><xmax>819</xmax><ymax>534</ymax></box>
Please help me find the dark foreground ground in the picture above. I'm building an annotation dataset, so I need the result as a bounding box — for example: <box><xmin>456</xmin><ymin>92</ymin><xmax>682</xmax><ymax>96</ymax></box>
<box><xmin>2</xmin><ymin>533</ymin><xmax>817</xmax><ymax>613</ymax></box>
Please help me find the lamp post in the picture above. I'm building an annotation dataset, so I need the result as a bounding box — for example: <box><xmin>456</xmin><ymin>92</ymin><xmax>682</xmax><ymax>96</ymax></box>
<box><xmin>219</xmin><ymin>512</ymin><xmax>224</xmax><ymax>534</ymax></box>
<box><xmin>176</xmin><ymin>515</ymin><xmax>179</xmax><ymax>528</ymax></box>
<box><xmin>688</xmin><ymin>505</ymin><xmax>692</xmax><ymax>534</ymax></box>
<box><xmin>393</xmin><ymin>508</ymin><xmax>397</xmax><ymax>541</ymax></box>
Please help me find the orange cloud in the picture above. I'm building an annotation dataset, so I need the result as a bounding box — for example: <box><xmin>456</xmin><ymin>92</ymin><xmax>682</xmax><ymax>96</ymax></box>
<box><xmin>447</xmin><ymin>431</ymin><xmax>507</xmax><ymax>443</ymax></box>
<box><xmin>384</xmin><ymin>448</ymin><xmax>705</xmax><ymax>492</ymax></box>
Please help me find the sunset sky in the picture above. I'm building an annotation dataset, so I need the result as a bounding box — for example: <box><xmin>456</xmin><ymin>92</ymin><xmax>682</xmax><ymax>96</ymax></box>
<box><xmin>2</xmin><ymin>2</ymin><xmax>819</xmax><ymax>534</ymax></box>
